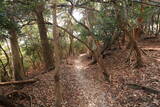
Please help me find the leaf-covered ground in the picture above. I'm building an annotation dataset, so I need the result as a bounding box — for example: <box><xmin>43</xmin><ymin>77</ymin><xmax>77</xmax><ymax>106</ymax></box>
<box><xmin>1</xmin><ymin>39</ymin><xmax>160</xmax><ymax>107</ymax></box>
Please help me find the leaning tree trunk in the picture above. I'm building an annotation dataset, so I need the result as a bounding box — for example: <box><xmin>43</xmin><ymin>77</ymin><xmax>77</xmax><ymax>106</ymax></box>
<box><xmin>9</xmin><ymin>30</ymin><xmax>24</xmax><ymax>80</ymax></box>
<box><xmin>35</xmin><ymin>8</ymin><xmax>55</xmax><ymax>71</ymax></box>
<box><xmin>85</xmin><ymin>9</ymin><xmax>110</xmax><ymax>81</ymax></box>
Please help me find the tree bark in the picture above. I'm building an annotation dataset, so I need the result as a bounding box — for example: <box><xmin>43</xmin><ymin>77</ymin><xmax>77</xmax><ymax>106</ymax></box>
<box><xmin>5</xmin><ymin>39</ymin><xmax>13</xmax><ymax>79</ymax></box>
<box><xmin>127</xmin><ymin>29</ymin><xmax>143</xmax><ymax>68</ymax></box>
<box><xmin>9</xmin><ymin>30</ymin><xmax>25</xmax><ymax>80</ymax></box>
<box><xmin>115</xmin><ymin>1</ymin><xmax>143</xmax><ymax>68</ymax></box>
<box><xmin>68</xmin><ymin>23</ymin><xmax>74</xmax><ymax>56</ymax></box>
<box><xmin>35</xmin><ymin>6</ymin><xmax>55</xmax><ymax>71</ymax></box>
<box><xmin>69</xmin><ymin>36</ymin><xmax>74</xmax><ymax>56</ymax></box>
<box><xmin>52</xmin><ymin>1</ymin><xmax>62</xmax><ymax>107</ymax></box>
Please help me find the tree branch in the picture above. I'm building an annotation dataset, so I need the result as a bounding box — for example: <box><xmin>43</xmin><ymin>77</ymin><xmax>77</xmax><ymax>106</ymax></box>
<box><xmin>0</xmin><ymin>78</ymin><xmax>38</xmax><ymax>86</ymax></box>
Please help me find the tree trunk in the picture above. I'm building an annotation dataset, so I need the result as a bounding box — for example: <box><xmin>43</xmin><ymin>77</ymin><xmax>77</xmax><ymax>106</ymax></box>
<box><xmin>127</xmin><ymin>29</ymin><xmax>143</xmax><ymax>68</ymax></box>
<box><xmin>18</xmin><ymin>47</ymin><xmax>24</xmax><ymax>73</ymax></box>
<box><xmin>132</xmin><ymin>30</ymin><xmax>143</xmax><ymax>68</ymax></box>
<box><xmin>69</xmin><ymin>36</ymin><xmax>74</xmax><ymax>56</ymax></box>
<box><xmin>93</xmin><ymin>50</ymin><xmax>110</xmax><ymax>81</ymax></box>
<box><xmin>85</xmin><ymin>9</ymin><xmax>110</xmax><ymax>81</ymax></box>
<box><xmin>52</xmin><ymin>0</ymin><xmax>62</xmax><ymax>107</ymax></box>
<box><xmin>135</xmin><ymin>0</ymin><xmax>147</xmax><ymax>40</ymax></box>
<box><xmin>68</xmin><ymin>25</ymin><xmax>74</xmax><ymax>56</ymax></box>
<box><xmin>9</xmin><ymin>30</ymin><xmax>24</xmax><ymax>80</ymax></box>
<box><xmin>115</xmin><ymin>1</ymin><xmax>143</xmax><ymax>68</ymax></box>
<box><xmin>35</xmin><ymin>9</ymin><xmax>55</xmax><ymax>71</ymax></box>
<box><xmin>5</xmin><ymin>39</ymin><xmax>13</xmax><ymax>79</ymax></box>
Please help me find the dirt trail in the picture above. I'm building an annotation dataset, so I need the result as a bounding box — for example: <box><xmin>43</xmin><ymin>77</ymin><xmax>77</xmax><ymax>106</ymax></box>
<box><xmin>61</xmin><ymin>55</ymin><xmax>109</xmax><ymax>107</ymax></box>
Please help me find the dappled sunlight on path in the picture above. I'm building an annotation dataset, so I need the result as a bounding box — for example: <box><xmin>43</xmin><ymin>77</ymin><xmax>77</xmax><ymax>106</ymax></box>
<box><xmin>62</xmin><ymin>55</ymin><xmax>109</xmax><ymax>107</ymax></box>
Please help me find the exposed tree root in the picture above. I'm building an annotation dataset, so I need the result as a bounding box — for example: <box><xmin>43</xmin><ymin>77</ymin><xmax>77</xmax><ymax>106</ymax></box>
<box><xmin>89</xmin><ymin>60</ymin><xmax>97</xmax><ymax>65</ymax></box>
<box><xmin>126</xmin><ymin>83</ymin><xmax>160</xmax><ymax>94</ymax></box>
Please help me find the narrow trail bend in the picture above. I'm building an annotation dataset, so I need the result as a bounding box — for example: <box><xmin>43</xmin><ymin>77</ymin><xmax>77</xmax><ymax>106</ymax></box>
<box><xmin>61</xmin><ymin>55</ymin><xmax>110</xmax><ymax>107</ymax></box>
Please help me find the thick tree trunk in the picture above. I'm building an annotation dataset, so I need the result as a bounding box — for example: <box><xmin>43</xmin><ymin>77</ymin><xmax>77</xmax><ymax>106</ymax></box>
<box><xmin>35</xmin><ymin>10</ymin><xmax>55</xmax><ymax>71</ymax></box>
<box><xmin>93</xmin><ymin>51</ymin><xmax>110</xmax><ymax>81</ymax></box>
<box><xmin>115</xmin><ymin>1</ymin><xmax>143</xmax><ymax>68</ymax></box>
<box><xmin>9</xmin><ymin>30</ymin><xmax>24</xmax><ymax>80</ymax></box>
<box><xmin>127</xmin><ymin>29</ymin><xmax>143</xmax><ymax>68</ymax></box>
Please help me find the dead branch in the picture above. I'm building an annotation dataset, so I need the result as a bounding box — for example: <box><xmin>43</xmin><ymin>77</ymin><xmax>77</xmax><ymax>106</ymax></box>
<box><xmin>0</xmin><ymin>78</ymin><xmax>38</xmax><ymax>86</ymax></box>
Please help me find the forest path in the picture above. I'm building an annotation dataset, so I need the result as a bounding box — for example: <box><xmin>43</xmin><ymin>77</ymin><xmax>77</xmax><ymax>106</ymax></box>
<box><xmin>140</xmin><ymin>41</ymin><xmax>160</xmax><ymax>62</ymax></box>
<box><xmin>61</xmin><ymin>55</ymin><xmax>109</xmax><ymax>107</ymax></box>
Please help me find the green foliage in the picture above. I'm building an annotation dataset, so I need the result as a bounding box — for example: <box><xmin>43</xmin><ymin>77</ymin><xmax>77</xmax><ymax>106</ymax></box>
<box><xmin>21</xmin><ymin>25</ymin><xmax>42</xmax><ymax>63</ymax></box>
<box><xmin>0</xmin><ymin>1</ymin><xmax>13</xmax><ymax>30</ymax></box>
